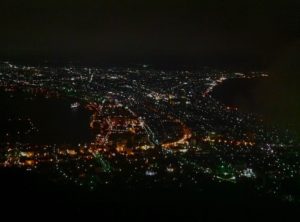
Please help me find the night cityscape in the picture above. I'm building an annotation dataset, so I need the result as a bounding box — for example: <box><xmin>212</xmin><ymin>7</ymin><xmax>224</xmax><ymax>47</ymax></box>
<box><xmin>0</xmin><ymin>0</ymin><xmax>299</xmax><ymax>220</ymax></box>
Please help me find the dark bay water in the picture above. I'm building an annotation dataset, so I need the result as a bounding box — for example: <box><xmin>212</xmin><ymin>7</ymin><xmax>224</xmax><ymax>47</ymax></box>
<box><xmin>212</xmin><ymin>78</ymin><xmax>269</xmax><ymax>114</ymax></box>
<box><xmin>212</xmin><ymin>77</ymin><xmax>300</xmax><ymax>136</ymax></box>
<box><xmin>0</xmin><ymin>91</ymin><xmax>93</xmax><ymax>145</ymax></box>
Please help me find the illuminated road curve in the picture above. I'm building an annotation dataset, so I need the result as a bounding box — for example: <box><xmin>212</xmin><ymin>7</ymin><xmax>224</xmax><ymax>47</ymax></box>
<box><xmin>161</xmin><ymin>121</ymin><xmax>192</xmax><ymax>149</ymax></box>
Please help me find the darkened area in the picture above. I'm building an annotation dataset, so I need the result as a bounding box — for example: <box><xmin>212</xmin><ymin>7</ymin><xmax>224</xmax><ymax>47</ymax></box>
<box><xmin>0</xmin><ymin>169</ymin><xmax>298</xmax><ymax>219</ymax></box>
<box><xmin>0</xmin><ymin>0</ymin><xmax>299</xmax><ymax>67</ymax></box>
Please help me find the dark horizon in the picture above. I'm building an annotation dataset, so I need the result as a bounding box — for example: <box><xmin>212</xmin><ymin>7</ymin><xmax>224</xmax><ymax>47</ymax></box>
<box><xmin>0</xmin><ymin>54</ymin><xmax>268</xmax><ymax>72</ymax></box>
<box><xmin>0</xmin><ymin>0</ymin><xmax>299</xmax><ymax>70</ymax></box>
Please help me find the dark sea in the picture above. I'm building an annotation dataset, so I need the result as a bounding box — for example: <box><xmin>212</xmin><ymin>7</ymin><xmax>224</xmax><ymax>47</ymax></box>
<box><xmin>212</xmin><ymin>76</ymin><xmax>300</xmax><ymax>135</ymax></box>
<box><xmin>0</xmin><ymin>90</ymin><xmax>93</xmax><ymax>145</ymax></box>
<box><xmin>212</xmin><ymin>77</ymin><xmax>269</xmax><ymax>115</ymax></box>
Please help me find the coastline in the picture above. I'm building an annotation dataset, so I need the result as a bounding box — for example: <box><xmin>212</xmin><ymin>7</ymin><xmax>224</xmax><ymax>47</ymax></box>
<box><xmin>211</xmin><ymin>76</ymin><xmax>270</xmax><ymax>115</ymax></box>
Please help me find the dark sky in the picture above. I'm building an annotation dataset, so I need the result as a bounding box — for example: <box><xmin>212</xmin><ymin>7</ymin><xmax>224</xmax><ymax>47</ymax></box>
<box><xmin>0</xmin><ymin>0</ymin><xmax>299</xmax><ymax>67</ymax></box>
<box><xmin>0</xmin><ymin>0</ymin><xmax>300</xmax><ymax>132</ymax></box>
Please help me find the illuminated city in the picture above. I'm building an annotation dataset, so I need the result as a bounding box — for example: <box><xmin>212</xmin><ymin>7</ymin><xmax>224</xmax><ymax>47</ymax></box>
<box><xmin>1</xmin><ymin>0</ymin><xmax>299</xmax><ymax>217</ymax></box>
<box><xmin>0</xmin><ymin>61</ymin><xmax>299</xmax><ymax>205</ymax></box>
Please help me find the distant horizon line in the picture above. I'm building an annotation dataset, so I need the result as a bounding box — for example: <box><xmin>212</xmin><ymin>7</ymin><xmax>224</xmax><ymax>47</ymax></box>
<box><xmin>0</xmin><ymin>57</ymin><xmax>266</xmax><ymax>72</ymax></box>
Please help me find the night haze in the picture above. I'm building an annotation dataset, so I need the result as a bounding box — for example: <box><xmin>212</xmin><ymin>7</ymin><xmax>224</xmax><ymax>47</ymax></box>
<box><xmin>0</xmin><ymin>0</ymin><xmax>299</xmax><ymax>66</ymax></box>
<box><xmin>0</xmin><ymin>0</ymin><xmax>300</xmax><ymax>220</ymax></box>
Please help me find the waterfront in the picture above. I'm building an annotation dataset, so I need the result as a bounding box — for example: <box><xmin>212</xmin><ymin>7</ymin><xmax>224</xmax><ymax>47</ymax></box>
<box><xmin>212</xmin><ymin>76</ymin><xmax>300</xmax><ymax>136</ymax></box>
<box><xmin>0</xmin><ymin>90</ymin><xmax>93</xmax><ymax>145</ymax></box>
<box><xmin>212</xmin><ymin>77</ymin><xmax>269</xmax><ymax>115</ymax></box>
<box><xmin>0</xmin><ymin>62</ymin><xmax>299</xmax><ymax>215</ymax></box>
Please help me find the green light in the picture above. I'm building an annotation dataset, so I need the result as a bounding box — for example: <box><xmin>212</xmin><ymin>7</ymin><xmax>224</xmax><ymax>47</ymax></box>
<box><xmin>94</xmin><ymin>153</ymin><xmax>112</xmax><ymax>173</ymax></box>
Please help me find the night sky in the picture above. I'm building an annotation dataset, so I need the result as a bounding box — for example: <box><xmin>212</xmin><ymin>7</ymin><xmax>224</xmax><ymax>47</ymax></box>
<box><xmin>0</xmin><ymin>0</ymin><xmax>300</xmax><ymax>131</ymax></box>
<box><xmin>0</xmin><ymin>0</ymin><xmax>299</xmax><ymax>67</ymax></box>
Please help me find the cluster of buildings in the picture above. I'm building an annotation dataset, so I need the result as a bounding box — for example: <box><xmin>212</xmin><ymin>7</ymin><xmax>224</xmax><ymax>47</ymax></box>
<box><xmin>0</xmin><ymin>61</ymin><xmax>299</xmax><ymax>202</ymax></box>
